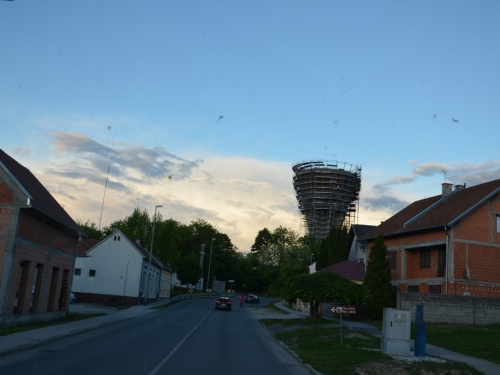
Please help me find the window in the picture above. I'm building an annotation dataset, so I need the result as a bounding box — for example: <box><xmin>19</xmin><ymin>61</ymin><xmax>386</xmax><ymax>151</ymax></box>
<box><xmin>420</xmin><ymin>250</ymin><xmax>431</xmax><ymax>268</ymax></box>
<box><xmin>497</xmin><ymin>215</ymin><xmax>500</xmax><ymax>233</ymax></box>
<box><xmin>89</xmin><ymin>270</ymin><xmax>96</xmax><ymax>277</ymax></box>
<box><xmin>74</xmin><ymin>268</ymin><xmax>81</xmax><ymax>275</ymax></box>
<box><xmin>389</xmin><ymin>252</ymin><xmax>397</xmax><ymax>269</ymax></box>
<box><xmin>429</xmin><ymin>285</ymin><xmax>441</xmax><ymax>294</ymax></box>
<box><xmin>408</xmin><ymin>285</ymin><xmax>419</xmax><ymax>293</ymax></box>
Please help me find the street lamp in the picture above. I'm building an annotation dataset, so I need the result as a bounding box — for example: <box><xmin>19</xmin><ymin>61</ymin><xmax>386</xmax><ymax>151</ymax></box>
<box><xmin>144</xmin><ymin>205</ymin><xmax>162</xmax><ymax>305</ymax></box>
<box><xmin>206</xmin><ymin>238</ymin><xmax>215</xmax><ymax>291</ymax></box>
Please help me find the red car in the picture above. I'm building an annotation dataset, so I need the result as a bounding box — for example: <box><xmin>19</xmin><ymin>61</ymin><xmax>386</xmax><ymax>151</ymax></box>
<box><xmin>215</xmin><ymin>297</ymin><xmax>232</xmax><ymax>311</ymax></box>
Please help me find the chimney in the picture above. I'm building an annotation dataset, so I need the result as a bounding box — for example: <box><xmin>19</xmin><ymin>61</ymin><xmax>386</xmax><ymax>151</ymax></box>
<box><xmin>454</xmin><ymin>184</ymin><xmax>466</xmax><ymax>192</ymax></box>
<box><xmin>136</xmin><ymin>239</ymin><xmax>141</xmax><ymax>245</ymax></box>
<box><xmin>442</xmin><ymin>183</ymin><xmax>453</xmax><ymax>197</ymax></box>
<box><xmin>112</xmin><ymin>228</ymin><xmax>119</xmax><ymax>233</ymax></box>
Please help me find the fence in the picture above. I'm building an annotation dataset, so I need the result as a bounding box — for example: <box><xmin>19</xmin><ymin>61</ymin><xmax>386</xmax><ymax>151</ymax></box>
<box><xmin>397</xmin><ymin>291</ymin><xmax>500</xmax><ymax>326</ymax></box>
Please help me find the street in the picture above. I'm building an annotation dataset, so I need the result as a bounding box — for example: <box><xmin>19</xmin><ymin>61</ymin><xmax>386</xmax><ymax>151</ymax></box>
<box><xmin>0</xmin><ymin>298</ymin><xmax>311</xmax><ymax>375</ymax></box>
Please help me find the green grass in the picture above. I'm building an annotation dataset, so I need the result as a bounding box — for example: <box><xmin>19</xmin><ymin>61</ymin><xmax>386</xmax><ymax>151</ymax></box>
<box><xmin>425</xmin><ymin>324</ymin><xmax>500</xmax><ymax>364</ymax></box>
<box><xmin>275</xmin><ymin>325</ymin><xmax>391</xmax><ymax>374</ymax></box>
<box><xmin>262</xmin><ymin>319</ymin><xmax>484</xmax><ymax>375</ymax></box>
<box><xmin>0</xmin><ymin>312</ymin><xmax>105</xmax><ymax>337</ymax></box>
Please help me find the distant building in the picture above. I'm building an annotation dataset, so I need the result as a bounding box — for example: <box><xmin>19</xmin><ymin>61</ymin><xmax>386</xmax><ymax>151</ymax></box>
<box><xmin>0</xmin><ymin>149</ymin><xmax>83</xmax><ymax>325</ymax></box>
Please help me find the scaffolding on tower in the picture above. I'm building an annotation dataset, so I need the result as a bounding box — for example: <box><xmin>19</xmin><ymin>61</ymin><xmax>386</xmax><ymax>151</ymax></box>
<box><xmin>292</xmin><ymin>160</ymin><xmax>361</xmax><ymax>239</ymax></box>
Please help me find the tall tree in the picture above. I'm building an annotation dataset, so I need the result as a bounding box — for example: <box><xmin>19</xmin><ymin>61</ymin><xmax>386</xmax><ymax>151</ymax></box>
<box><xmin>76</xmin><ymin>219</ymin><xmax>103</xmax><ymax>239</ymax></box>
<box><xmin>316</xmin><ymin>226</ymin><xmax>349</xmax><ymax>270</ymax></box>
<box><xmin>364</xmin><ymin>234</ymin><xmax>394</xmax><ymax>320</ymax></box>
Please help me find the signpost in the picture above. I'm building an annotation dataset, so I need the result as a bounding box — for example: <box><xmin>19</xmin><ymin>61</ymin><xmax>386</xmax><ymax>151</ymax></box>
<box><xmin>331</xmin><ymin>306</ymin><xmax>356</xmax><ymax>345</ymax></box>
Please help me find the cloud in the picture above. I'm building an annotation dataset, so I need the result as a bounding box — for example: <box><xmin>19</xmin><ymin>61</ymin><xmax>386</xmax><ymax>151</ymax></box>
<box><xmin>46</xmin><ymin>131</ymin><xmax>201</xmax><ymax>185</ymax></box>
<box><xmin>372</xmin><ymin>176</ymin><xmax>415</xmax><ymax>194</ymax></box>
<box><xmin>362</xmin><ymin>195</ymin><xmax>410</xmax><ymax>213</ymax></box>
<box><xmin>409</xmin><ymin>160</ymin><xmax>500</xmax><ymax>186</ymax></box>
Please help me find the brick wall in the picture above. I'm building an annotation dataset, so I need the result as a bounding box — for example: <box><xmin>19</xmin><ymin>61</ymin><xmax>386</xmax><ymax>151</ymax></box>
<box><xmin>397</xmin><ymin>291</ymin><xmax>500</xmax><ymax>326</ymax></box>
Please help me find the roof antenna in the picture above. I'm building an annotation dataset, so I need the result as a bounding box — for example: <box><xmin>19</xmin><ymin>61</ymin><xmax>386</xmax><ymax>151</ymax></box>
<box><xmin>442</xmin><ymin>170</ymin><xmax>446</xmax><ymax>183</ymax></box>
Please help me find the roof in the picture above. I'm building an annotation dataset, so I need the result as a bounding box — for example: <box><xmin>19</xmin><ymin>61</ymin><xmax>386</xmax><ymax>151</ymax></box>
<box><xmin>362</xmin><ymin>179</ymin><xmax>500</xmax><ymax>241</ymax></box>
<box><xmin>318</xmin><ymin>260</ymin><xmax>365</xmax><ymax>280</ymax></box>
<box><xmin>0</xmin><ymin>149</ymin><xmax>83</xmax><ymax>236</ymax></box>
<box><xmin>77</xmin><ymin>238</ymin><xmax>102</xmax><ymax>256</ymax></box>
<box><xmin>350</xmin><ymin>224</ymin><xmax>377</xmax><ymax>238</ymax></box>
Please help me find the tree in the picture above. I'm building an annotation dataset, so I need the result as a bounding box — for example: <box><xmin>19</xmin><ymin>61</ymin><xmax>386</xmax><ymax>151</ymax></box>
<box><xmin>316</xmin><ymin>226</ymin><xmax>349</xmax><ymax>270</ymax></box>
<box><xmin>270</xmin><ymin>272</ymin><xmax>366</xmax><ymax>328</ymax></box>
<box><xmin>176</xmin><ymin>253</ymin><xmax>202</xmax><ymax>286</ymax></box>
<box><xmin>363</xmin><ymin>234</ymin><xmax>393</xmax><ymax>320</ymax></box>
<box><xmin>251</xmin><ymin>228</ymin><xmax>272</xmax><ymax>252</ymax></box>
<box><xmin>76</xmin><ymin>220</ymin><xmax>103</xmax><ymax>239</ymax></box>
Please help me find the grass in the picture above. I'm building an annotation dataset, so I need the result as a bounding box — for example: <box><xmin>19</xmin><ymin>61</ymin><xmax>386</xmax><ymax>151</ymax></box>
<box><xmin>262</xmin><ymin>317</ymin><xmax>485</xmax><ymax>375</ymax></box>
<box><xmin>425</xmin><ymin>324</ymin><xmax>500</xmax><ymax>364</ymax></box>
<box><xmin>367</xmin><ymin>320</ymin><xmax>500</xmax><ymax>365</ymax></box>
<box><xmin>0</xmin><ymin>312</ymin><xmax>105</xmax><ymax>337</ymax></box>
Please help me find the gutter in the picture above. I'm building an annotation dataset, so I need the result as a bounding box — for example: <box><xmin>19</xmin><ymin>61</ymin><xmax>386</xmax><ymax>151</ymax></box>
<box><xmin>444</xmin><ymin>225</ymin><xmax>449</xmax><ymax>295</ymax></box>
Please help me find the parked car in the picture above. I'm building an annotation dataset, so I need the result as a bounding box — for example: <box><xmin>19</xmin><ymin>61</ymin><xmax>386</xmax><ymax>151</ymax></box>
<box><xmin>245</xmin><ymin>294</ymin><xmax>260</xmax><ymax>304</ymax></box>
<box><xmin>215</xmin><ymin>296</ymin><xmax>232</xmax><ymax>311</ymax></box>
<box><xmin>70</xmin><ymin>292</ymin><xmax>76</xmax><ymax>303</ymax></box>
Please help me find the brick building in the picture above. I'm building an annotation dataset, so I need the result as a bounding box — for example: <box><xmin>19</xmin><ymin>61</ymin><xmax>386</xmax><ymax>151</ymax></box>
<box><xmin>361</xmin><ymin>180</ymin><xmax>500</xmax><ymax>298</ymax></box>
<box><xmin>0</xmin><ymin>149</ymin><xmax>84</xmax><ymax>325</ymax></box>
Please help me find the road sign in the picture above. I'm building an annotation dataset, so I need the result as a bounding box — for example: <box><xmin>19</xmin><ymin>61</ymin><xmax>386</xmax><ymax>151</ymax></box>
<box><xmin>331</xmin><ymin>306</ymin><xmax>356</xmax><ymax>314</ymax></box>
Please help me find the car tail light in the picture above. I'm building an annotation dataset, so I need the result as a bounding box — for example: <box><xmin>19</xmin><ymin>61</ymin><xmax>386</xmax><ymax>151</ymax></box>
<box><xmin>227</xmin><ymin>301</ymin><xmax>232</xmax><ymax>305</ymax></box>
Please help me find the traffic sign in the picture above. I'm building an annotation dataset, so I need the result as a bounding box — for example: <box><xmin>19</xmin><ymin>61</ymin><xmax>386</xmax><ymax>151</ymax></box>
<box><xmin>331</xmin><ymin>306</ymin><xmax>356</xmax><ymax>314</ymax></box>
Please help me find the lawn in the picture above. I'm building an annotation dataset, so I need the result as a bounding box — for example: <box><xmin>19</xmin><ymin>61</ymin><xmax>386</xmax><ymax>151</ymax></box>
<box><xmin>0</xmin><ymin>312</ymin><xmax>104</xmax><ymax>337</ymax></box>
<box><xmin>262</xmin><ymin>317</ymin><xmax>484</xmax><ymax>375</ymax></box>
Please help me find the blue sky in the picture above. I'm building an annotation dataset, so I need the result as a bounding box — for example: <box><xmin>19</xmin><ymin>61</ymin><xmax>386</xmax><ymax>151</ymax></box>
<box><xmin>2</xmin><ymin>1</ymin><xmax>500</xmax><ymax>250</ymax></box>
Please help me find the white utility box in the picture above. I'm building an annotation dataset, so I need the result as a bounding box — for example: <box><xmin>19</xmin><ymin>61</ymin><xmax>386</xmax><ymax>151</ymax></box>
<box><xmin>381</xmin><ymin>308</ymin><xmax>411</xmax><ymax>354</ymax></box>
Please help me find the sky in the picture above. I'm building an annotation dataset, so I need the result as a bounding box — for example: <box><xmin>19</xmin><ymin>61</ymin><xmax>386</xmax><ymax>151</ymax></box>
<box><xmin>1</xmin><ymin>1</ymin><xmax>500</xmax><ymax>251</ymax></box>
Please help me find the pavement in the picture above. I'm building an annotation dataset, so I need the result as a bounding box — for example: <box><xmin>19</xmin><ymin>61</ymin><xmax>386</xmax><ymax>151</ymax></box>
<box><xmin>0</xmin><ymin>299</ymin><xmax>499</xmax><ymax>375</ymax></box>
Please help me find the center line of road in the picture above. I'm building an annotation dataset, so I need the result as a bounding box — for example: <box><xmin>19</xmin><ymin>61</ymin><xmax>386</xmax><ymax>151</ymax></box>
<box><xmin>148</xmin><ymin>309</ymin><xmax>212</xmax><ymax>375</ymax></box>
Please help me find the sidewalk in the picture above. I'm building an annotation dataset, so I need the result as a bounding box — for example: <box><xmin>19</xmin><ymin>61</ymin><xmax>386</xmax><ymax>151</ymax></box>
<box><xmin>271</xmin><ymin>301</ymin><xmax>500</xmax><ymax>375</ymax></box>
<box><xmin>0</xmin><ymin>299</ymin><xmax>170</xmax><ymax>356</ymax></box>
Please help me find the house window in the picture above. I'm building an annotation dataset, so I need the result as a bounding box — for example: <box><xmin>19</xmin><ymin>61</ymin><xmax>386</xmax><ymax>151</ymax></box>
<box><xmin>89</xmin><ymin>270</ymin><xmax>96</xmax><ymax>277</ymax></box>
<box><xmin>420</xmin><ymin>250</ymin><xmax>431</xmax><ymax>268</ymax></box>
<box><xmin>74</xmin><ymin>268</ymin><xmax>81</xmax><ymax>276</ymax></box>
<box><xmin>389</xmin><ymin>252</ymin><xmax>397</xmax><ymax>269</ymax></box>
<box><xmin>497</xmin><ymin>215</ymin><xmax>500</xmax><ymax>233</ymax></box>
<box><xmin>408</xmin><ymin>285</ymin><xmax>419</xmax><ymax>293</ymax></box>
<box><xmin>429</xmin><ymin>285</ymin><xmax>441</xmax><ymax>294</ymax></box>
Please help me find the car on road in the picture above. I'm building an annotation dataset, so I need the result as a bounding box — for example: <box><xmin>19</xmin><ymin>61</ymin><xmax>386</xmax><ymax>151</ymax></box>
<box><xmin>215</xmin><ymin>296</ymin><xmax>232</xmax><ymax>311</ymax></box>
<box><xmin>245</xmin><ymin>294</ymin><xmax>260</xmax><ymax>304</ymax></box>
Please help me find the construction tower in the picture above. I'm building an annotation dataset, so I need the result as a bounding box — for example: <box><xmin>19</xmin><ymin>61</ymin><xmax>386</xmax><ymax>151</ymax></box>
<box><xmin>292</xmin><ymin>160</ymin><xmax>361</xmax><ymax>239</ymax></box>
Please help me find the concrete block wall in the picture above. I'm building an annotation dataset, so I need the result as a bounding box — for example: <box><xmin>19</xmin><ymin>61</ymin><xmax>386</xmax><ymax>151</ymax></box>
<box><xmin>397</xmin><ymin>291</ymin><xmax>500</xmax><ymax>326</ymax></box>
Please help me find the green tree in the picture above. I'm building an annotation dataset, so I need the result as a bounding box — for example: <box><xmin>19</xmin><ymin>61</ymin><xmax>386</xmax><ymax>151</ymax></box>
<box><xmin>364</xmin><ymin>234</ymin><xmax>393</xmax><ymax>320</ymax></box>
<box><xmin>176</xmin><ymin>253</ymin><xmax>202</xmax><ymax>286</ymax></box>
<box><xmin>251</xmin><ymin>228</ymin><xmax>272</xmax><ymax>252</ymax></box>
<box><xmin>76</xmin><ymin>219</ymin><xmax>103</xmax><ymax>239</ymax></box>
<box><xmin>270</xmin><ymin>272</ymin><xmax>366</xmax><ymax>328</ymax></box>
<box><xmin>316</xmin><ymin>226</ymin><xmax>349</xmax><ymax>270</ymax></box>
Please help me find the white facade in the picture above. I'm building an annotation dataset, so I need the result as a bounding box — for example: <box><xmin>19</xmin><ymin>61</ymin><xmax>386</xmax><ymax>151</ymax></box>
<box><xmin>73</xmin><ymin>230</ymin><xmax>161</xmax><ymax>299</ymax></box>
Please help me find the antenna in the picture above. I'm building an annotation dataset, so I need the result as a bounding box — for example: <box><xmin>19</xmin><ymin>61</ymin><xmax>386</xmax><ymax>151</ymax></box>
<box><xmin>442</xmin><ymin>170</ymin><xmax>446</xmax><ymax>183</ymax></box>
<box><xmin>98</xmin><ymin>126</ymin><xmax>118</xmax><ymax>230</ymax></box>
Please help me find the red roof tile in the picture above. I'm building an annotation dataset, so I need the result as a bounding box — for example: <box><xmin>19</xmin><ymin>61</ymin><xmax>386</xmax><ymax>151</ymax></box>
<box><xmin>362</xmin><ymin>179</ymin><xmax>500</xmax><ymax>240</ymax></box>
<box><xmin>318</xmin><ymin>260</ymin><xmax>365</xmax><ymax>280</ymax></box>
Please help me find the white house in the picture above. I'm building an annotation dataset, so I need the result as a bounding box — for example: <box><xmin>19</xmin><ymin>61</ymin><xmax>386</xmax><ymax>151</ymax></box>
<box><xmin>73</xmin><ymin>229</ymin><xmax>172</xmax><ymax>306</ymax></box>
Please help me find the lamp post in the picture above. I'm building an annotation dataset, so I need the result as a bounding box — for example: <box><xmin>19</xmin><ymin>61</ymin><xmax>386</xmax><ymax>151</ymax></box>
<box><xmin>144</xmin><ymin>205</ymin><xmax>162</xmax><ymax>305</ymax></box>
<box><xmin>206</xmin><ymin>238</ymin><xmax>215</xmax><ymax>291</ymax></box>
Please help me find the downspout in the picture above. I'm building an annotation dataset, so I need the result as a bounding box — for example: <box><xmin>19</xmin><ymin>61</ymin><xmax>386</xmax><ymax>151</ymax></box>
<box><xmin>445</xmin><ymin>226</ymin><xmax>449</xmax><ymax>294</ymax></box>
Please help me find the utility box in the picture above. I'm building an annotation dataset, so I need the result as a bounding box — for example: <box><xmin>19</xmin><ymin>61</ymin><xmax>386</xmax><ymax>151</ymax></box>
<box><xmin>381</xmin><ymin>308</ymin><xmax>411</xmax><ymax>354</ymax></box>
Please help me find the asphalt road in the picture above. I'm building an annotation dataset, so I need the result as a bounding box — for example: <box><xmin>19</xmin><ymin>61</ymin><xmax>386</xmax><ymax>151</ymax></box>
<box><xmin>0</xmin><ymin>298</ymin><xmax>311</xmax><ymax>375</ymax></box>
